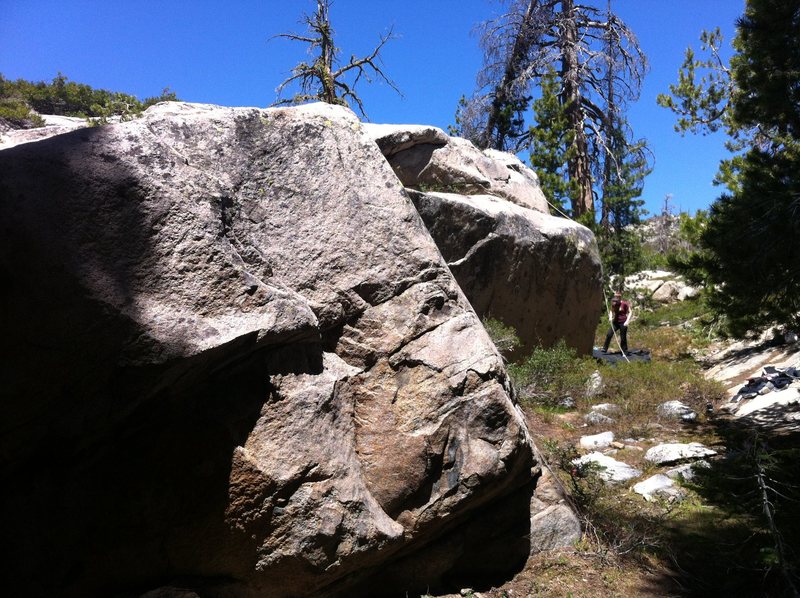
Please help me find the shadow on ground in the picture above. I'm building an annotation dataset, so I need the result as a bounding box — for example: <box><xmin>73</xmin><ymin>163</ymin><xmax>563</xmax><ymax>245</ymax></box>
<box><xmin>659</xmin><ymin>420</ymin><xmax>800</xmax><ymax>597</ymax></box>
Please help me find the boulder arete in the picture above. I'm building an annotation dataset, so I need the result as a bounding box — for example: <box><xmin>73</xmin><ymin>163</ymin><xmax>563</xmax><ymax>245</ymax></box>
<box><xmin>0</xmin><ymin>102</ymin><xmax>547</xmax><ymax>597</ymax></box>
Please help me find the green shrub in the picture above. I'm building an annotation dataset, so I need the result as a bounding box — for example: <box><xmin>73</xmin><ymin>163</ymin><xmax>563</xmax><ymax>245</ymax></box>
<box><xmin>482</xmin><ymin>316</ymin><xmax>521</xmax><ymax>357</ymax></box>
<box><xmin>0</xmin><ymin>98</ymin><xmax>44</xmax><ymax>128</ymax></box>
<box><xmin>508</xmin><ymin>340</ymin><xmax>595</xmax><ymax>407</ymax></box>
<box><xmin>0</xmin><ymin>73</ymin><xmax>178</xmax><ymax>125</ymax></box>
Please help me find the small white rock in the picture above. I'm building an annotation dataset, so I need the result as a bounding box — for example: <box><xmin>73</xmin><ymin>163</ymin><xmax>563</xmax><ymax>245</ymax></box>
<box><xmin>633</xmin><ymin>474</ymin><xmax>685</xmax><ymax>502</ymax></box>
<box><xmin>579</xmin><ymin>431</ymin><xmax>615</xmax><ymax>450</ymax></box>
<box><xmin>666</xmin><ymin>460</ymin><xmax>710</xmax><ymax>482</ymax></box>
<box><xmin>645</xmin><ymin>442</ymin><xmax>717</xmax><ymax>465</ymax></box>
<box><xmin>584</xmin><ymin>411</ymin><xmax>615</xmax><ymax>426</ymax></box>
<box><xmin>586</xmin><ymin>370</ymin><xmax>604</xmax><ymax>397</ymax></box>
<box><xmin>591</xmin><ymin>402</ymin><xmax>620</xmax><ymax>413</ymax></box>
<box><xmin>657</xmin><ymin>400</ymin><xmax>698</xmax><ymax>421</ymax></box>
<box><xmin>572</xmin><ymin>452</ymin><xmax>642</xmax><ymax>483</ymax></box>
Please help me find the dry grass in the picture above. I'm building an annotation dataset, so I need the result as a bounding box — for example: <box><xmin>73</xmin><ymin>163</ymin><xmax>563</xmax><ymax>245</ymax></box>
<box><xmin>469</xmin><ymin>298</ymin><xmax>800</xmax><ymax>598</ymax></box>
<box><xmin>460</xmin><ymin>549</ymin><xmax>680</xmax><ymax>597</ymax></box>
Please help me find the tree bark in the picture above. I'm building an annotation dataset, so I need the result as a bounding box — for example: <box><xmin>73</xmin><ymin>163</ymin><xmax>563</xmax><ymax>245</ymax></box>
<box><xmin>560</xmin><ymin>0</ymin><xmax>594</xmax><ymax>217</ymax></box>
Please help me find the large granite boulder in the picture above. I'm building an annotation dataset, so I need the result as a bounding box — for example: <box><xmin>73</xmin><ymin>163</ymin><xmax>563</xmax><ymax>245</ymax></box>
<box><xmin>363</xmin><ymin>123</ymin><xmax>549</xmax><ymax>213</ymax></box>
<box><xmin>364</xmin><ymin>125</ymin><xmax>602</xmax><ymax>357</ymax></box>
<box><xmin>408</xmin><ymin>191</ymin><xmax>602</xmax><ymax>356</ymax></box>
<box><xmin>0</xmin><ymin>102</ymin><xmax>541</xmax><ymax>597</ymax></box>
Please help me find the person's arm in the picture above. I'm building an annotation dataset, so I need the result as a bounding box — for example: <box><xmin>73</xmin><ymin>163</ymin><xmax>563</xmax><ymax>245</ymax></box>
<box><xmin>624</xmin><ymin>304</ymin><xmax>632</xmax><ymax>326</ymax></box>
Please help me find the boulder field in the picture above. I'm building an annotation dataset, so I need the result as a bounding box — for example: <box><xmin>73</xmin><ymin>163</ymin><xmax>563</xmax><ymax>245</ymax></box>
<box><xmin>0</xmin><ymin>102</ymin><xmax>599</xmax><ymax>597</ymax></box>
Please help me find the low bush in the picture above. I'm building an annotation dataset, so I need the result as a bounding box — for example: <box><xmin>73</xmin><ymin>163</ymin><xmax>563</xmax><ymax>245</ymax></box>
<box><xmin>0</xmin><ymin>97</ymin><xmax>44</xmax><ymax>128</ymax></box>
<box><xmin>482</xmin><ymin>316</ymin><xmax>521</xmax><ymax>357</ymax></box>
<box><xmin>508</xmin><ymin>340</ymin><xmax>595</xmax><ymax>408</ymax></box>
<box><xmin>0</xmin><ymin>72</ymin><xmax>178</xmax><ymax>127</ymax></box>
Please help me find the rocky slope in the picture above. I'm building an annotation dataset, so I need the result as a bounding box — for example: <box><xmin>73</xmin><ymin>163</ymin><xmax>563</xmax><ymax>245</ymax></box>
<box><xmin>0</xmin><ymin>102</ymin><xmax>601</xmax><ymax>597</ymax></box>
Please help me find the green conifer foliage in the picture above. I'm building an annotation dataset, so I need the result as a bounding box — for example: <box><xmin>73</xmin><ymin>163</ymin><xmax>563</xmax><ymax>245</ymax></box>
<box><xmin>663</xmin><ymin>0</ymin><xmax>800</xmax><ymax>336</ymax></box>
<box><xmin>529</xmin><ymin>70</ymin><xmax>578</xmax><ymax>213</ymax></box>
<box><xmin>0</xmin><ymin>72</ymin><xmax>178</xmax><ymax>127</ymax></box>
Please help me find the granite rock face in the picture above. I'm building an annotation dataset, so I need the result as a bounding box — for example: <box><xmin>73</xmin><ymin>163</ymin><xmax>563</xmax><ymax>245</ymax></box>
<box><xmin>0</xmin><ymin>102</ymin><xmax>539</xmax><ymax>597</ymax></box>
<box><xmin>363</xmin><ymin>123</ymin><xmax>549</xmax><ymax>213</ymax></box>
<box><xmin>0</xmin><ymin>113</ymin><xmax>90</xmax><ymax>150</ymax></box>
<box><xmin>365</xmin><ymin>124</ymin><xmax>602</xmax><ymax>357</ymax></box>
<box><xmin>408</xmin><ymin>191</ymin><xmax>602</xmax><ymax>356</ymax></box>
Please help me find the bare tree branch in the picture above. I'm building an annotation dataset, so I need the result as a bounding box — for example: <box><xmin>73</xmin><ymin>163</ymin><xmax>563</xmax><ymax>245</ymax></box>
<box><xmin>271</xmin><ymin>0</ymin><xmax>400</xmax><ymax>118</ymax></box>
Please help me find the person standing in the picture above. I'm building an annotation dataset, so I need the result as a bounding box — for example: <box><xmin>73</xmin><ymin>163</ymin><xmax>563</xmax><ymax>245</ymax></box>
<box><xmin>602</xmin><ymin>292</ymin><xmax>632</xmax><ymax>353</ymax></box>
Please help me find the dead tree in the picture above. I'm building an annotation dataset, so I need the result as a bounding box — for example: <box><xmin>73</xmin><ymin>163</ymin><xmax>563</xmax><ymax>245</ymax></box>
<box><xmin>274</xmin><ymin>0</ymin><xmax>400</xmax><ymax>117</ymax></box>
<box><xmin>464</xmin><ymin>0</ymin><xmax>647</xmax><ymax>217</ymax></box>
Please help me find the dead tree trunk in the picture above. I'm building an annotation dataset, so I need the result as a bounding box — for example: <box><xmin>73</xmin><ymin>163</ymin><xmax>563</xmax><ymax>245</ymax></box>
<box><xmin>561</xmin><ymin>0</ymin><xmax>594</xmax><ymax>217</ymax></box>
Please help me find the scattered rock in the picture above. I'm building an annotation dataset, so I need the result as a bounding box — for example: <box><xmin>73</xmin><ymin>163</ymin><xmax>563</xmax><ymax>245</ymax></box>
<box><xmin>529</xmin><ymin>466</ymin><xmax>582</xmax><ymax>555</ymax></box>
<box><xmin>584</xmin><ymin>411</ymin><xmax>616</xmax><ymax>426</ymax></box>
<box><xmin>657</xmin><ymin>400</ymin><xmax>699</xmax><ymax>422</ymax></box>
<box><xmin>633</xmin><ymin>474</ymin><xmax>685</xmax><ymax>502</ymax></box>
<box><xmin>573</xmin><ymin>452</ymin><xmax>642</xmax><ymax>483</ymax></box>
<box><xmin>624</xmin><ymin>270</ymin><xmax>697</xmax><ymax>304</ymax></box>
<box><xmin>666</xmin><ymin>460</ymin><xmax>710</xmax><ymax>482</ymax></box>
<box><xmin>677</xmin><ymin>285</ymin><xmax>701</xmax><ymax>302</ymax></box>
<box><xmin>530</xmin><ymin>503</ymin><xmax>582</xmax><ymax>555</ymax></box>
<box><xmin>645</xmin><ymin>443</ymin><xmax>717</xmax><ymax>465</ymax></box>
<box><xmin>559</xmin><ymin>396</ymin><xmax>577</xmax><ymax>409</ymax></box>
<box><xmin>585</xmin><ymin>370</ymin><xmax>604</xmax><ymax>398</ymax></box>
<box><xmin>579</xmin><ymin>431</ymin><xmax>614</xmax><ymax>450</ymax></box>
<box><xmin>591</xmin><ymin>403</ymin><xmax>620</xmax><ymax>413</ymax></box>
<box><xmin>610</xmin><ymin>441</ymin><xmax>625</xmax><ymax>449</ymax></box>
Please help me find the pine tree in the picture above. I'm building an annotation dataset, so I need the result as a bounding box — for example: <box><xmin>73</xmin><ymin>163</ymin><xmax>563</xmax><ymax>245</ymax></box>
<box><xmin>597</xmin><ymin>124</ymin><xmax>649</xmax><ymax>277</ymax></box>
<box><xmin>528</xmin><ymin>70</ymin><xmax>577</xmax><ymax>213</ymax></box>
<box><xmin>461</xmin><ymin>0</ymin><xmax>647</xmax><ymax>218</ymax></box>
<box><xmin>663</xmin><ymin>0</ymin><xmax>800</xmax><ymax>337</ymax></box>
<box><xmin>597</xmin><ymin>9</ymin><xmax>651</xmax><ymax>275</ymax></box>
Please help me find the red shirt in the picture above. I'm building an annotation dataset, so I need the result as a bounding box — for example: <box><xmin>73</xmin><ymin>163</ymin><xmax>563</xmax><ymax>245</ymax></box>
<box><xmin>613</xmin><ymin>300</ymin><xmax>630</xmax><ymax>325</ymax></box>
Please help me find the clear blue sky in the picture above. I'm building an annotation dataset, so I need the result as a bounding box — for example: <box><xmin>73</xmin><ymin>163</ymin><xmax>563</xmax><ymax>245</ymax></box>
<box><xmin>0</xmin><ymin>0</ymin><xmax>745</xmax><ymax>216</ymax></box>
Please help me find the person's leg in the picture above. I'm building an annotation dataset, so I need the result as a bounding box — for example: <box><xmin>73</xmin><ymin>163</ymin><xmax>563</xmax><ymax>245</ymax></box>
<box><xmin>619</xmin><ymin>324</ymin><xmax>628</xmax><ymax>352</ymax></box>
<box><xmin>603</xmin><ymin>326</ymin><xmax>614</xmax><ymax>352</ymax></box>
